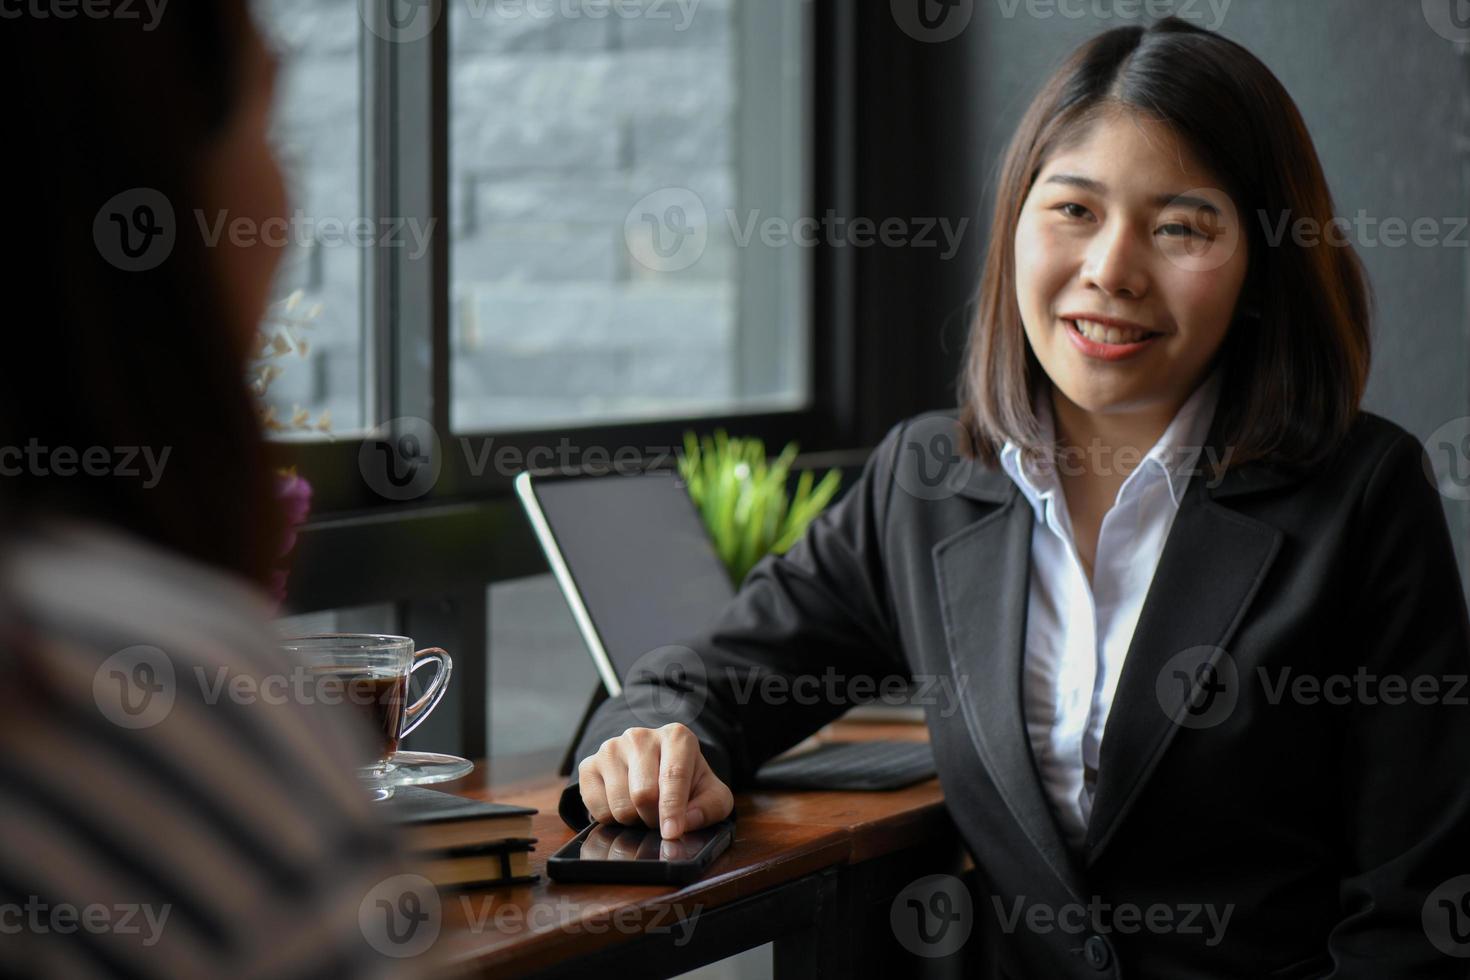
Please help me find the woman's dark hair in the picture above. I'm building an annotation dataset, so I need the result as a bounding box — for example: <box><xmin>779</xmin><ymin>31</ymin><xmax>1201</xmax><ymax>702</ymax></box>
<box><xmin>958</xmin><ymin>16</ymin><xmax>1372</xmax><ymax>477</ymax></box>
<box><xmin>1</xmin><ymin>2</ymin><xmax>284</xmax><ymax>585</ymax></box>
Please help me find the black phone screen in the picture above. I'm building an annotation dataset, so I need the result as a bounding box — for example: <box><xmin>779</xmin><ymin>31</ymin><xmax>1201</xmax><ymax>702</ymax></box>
<box><xmin>562</xmin><ymin>822</ymin><xmax>725</xmax><ymax>863</ymax></box>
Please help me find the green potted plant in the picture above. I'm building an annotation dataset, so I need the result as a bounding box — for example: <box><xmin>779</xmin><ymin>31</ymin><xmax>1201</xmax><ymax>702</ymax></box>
<box><xmin>678</xmin><ymin>429</ymin><xmax>843</xmax><ymax>586</ymax></box>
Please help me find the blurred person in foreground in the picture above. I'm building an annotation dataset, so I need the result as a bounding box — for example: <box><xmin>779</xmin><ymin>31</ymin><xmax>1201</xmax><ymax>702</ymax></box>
<box><xmin>0</xmin><ymin>5</ymin><xmax>417</xmax><ymax>977</ymax></box>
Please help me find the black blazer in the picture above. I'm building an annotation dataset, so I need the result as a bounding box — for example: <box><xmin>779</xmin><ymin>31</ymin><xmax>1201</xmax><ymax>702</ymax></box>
<box><xmin>559</xmin><ymin>406</ymin><xmax>1470</xmax><ymax>978</ymax></box>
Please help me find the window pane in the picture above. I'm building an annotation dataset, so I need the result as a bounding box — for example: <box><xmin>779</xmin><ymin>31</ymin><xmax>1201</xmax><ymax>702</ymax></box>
<box><xmin>450</xmin><ymin>0</ymin><xmax>809</xmax><ymax>433</ymax></box>
<box><xmin>254</xmin><ymin>0</ymin><xmax>367</xmax><ymax>436</ymax></box>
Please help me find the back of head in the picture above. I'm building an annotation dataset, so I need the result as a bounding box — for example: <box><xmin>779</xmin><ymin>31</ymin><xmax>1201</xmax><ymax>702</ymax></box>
<box><xmin>0</xmin><ymin>3</ymin><xmax>282</xmax><ymax>586</ymax></box>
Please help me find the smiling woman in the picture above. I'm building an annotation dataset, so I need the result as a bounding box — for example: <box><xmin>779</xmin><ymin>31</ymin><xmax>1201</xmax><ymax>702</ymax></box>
<box><xmin>554</xmin><ymin>13</ymin><xmax>1470</xmax><ymax>980</ymax></box>
<box><xmin>958</xmin><ymin>16</ymin><xmax>1371</xmax><ymax>485</ymax></box>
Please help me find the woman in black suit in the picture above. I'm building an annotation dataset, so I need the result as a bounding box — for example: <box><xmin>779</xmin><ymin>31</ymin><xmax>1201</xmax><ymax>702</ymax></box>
<box><xmin>563</xmin><ymin>17</ymin><xmax>1470</xmax><ymax>977</ymax></box>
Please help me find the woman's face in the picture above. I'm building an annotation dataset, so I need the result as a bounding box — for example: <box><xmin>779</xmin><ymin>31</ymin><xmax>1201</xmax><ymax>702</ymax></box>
<box><xmin>1013</xmin><ymin>110</ymin><xmax>1250</xmax><ymax>419</ymax></box>
<box><xmin>200</xmin><ymin>23</ymin><xmax>290</xmax><ymax>347</ymax></box>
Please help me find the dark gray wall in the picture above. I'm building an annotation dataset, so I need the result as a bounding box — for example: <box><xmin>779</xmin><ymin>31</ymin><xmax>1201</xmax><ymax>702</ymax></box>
<box><xmin>960</xmin><ymin>0</ymin><xmax>1470</xmax><ymax>603</ymax></box>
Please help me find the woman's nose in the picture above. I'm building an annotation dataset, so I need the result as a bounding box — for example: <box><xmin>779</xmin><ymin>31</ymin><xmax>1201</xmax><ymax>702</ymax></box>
<box><xmin>1080</xmin><ymin>220</ymin><xmax>1150</xmax><ymax>298</ymax></box>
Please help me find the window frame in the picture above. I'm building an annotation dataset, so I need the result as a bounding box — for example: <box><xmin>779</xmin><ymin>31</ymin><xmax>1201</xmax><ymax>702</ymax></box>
<box><xmin>276</xmin><ymin>0</ymin><xmax>863</xmax><ymax>763</ymax></box>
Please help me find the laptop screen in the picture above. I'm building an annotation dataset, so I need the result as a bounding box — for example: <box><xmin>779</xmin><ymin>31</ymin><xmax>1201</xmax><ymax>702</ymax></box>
<box><xmin>516</xmin><ymin>469</ymin><xmax>736</xmax><ymax>695</ymax></box>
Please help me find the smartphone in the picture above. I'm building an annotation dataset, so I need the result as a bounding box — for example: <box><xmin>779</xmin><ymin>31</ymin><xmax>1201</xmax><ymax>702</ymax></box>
<box><xmin>546</xmin><ymin>819</ymin><xmax>735</xmax><ymax>885</ymax></box>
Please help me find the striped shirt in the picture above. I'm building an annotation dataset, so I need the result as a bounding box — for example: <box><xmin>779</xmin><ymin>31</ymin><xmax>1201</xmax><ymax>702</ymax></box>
<box><xmin>0</xmin><ymin>519</ymin><xmax>422</xmax><ymax>979</ymax></box>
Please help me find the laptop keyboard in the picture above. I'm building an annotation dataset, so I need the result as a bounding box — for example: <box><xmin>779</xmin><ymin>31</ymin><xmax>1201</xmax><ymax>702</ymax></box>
<box><xmin>753</xmin><ymin>740</ymin><xmax>937</xmax><ymax>791</ymax></box>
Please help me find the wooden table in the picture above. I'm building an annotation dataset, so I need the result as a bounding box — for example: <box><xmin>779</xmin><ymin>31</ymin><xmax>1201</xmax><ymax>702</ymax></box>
<box><xmin>423</xmin><ymin>721</ymin><xmax>966</xmax><ymax>978</ymax></box>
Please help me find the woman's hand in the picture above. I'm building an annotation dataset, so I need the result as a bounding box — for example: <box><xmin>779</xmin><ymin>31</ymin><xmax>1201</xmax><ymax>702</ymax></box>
<box><xmin>577</xmin><ymin>723</ymin><xmax>735</xmax><ymax>840</ymax></box>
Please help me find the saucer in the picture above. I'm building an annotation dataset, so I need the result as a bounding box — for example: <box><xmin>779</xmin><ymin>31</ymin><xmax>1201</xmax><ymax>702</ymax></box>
<box><xmin>361</xmin><ymin>751</ymin><xmax>475</xmax><ymax>801</ymax></box>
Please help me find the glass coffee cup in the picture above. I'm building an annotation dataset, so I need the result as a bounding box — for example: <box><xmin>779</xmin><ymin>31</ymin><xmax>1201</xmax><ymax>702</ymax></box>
<box><xmin>279</xmin><ymin>634</ymin><xmax>452</xmax><ymax>776</ymax></box>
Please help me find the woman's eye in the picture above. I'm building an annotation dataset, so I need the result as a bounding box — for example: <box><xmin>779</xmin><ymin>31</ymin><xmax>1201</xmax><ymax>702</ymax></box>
<box><xmin>1159</xmin><ymin>222</ymin><xmax>1201</xmax><ymax>239</ymax></box>
<box><xmin>1056</xmin><ymin>203</ymin><xmax>1091</xmax><ymax>220</ymax></box>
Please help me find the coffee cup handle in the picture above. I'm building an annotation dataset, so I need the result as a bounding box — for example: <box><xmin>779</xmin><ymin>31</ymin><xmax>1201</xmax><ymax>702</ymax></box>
<box><xmin>400</xmin><ymin>647</ymin><xmax>453</xmax><ymax>739</ymax></box>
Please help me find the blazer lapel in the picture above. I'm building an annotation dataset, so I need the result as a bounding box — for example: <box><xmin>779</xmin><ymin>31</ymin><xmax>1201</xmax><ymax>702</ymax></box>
<box><xmin>930</xmin><ymin>406</ymin><xmax>1304</xmax><ymax>886</ymax></box>
<box><xmin>1078</xmin><ymin>473</ymin><xmax>1283</xmax><ymax>864</ymax></box>
<box><xmin>933</xmin><ymin>467</ymin><xmax>1089</xmax><ymax>901</ymax></box>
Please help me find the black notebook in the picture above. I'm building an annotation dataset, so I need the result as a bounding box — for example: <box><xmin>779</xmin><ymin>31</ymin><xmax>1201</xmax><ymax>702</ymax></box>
<box><xmin>382</xmin><ymin>786</ymin><xmax>537</xmax><ymax>853</ymax></box>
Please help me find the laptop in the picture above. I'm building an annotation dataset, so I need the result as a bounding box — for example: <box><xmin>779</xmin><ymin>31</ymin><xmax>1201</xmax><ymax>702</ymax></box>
<box><xmin>515</xmin><ymin>465</ymin><xmax>936</xmax><ymax>789</ymax></box>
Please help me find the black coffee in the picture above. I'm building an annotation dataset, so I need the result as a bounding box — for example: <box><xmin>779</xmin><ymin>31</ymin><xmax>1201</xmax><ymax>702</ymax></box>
<box><xmin>313</xmin><ymin>668</ymin><xmax>406</xmax><ymax>764</ymax></box>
